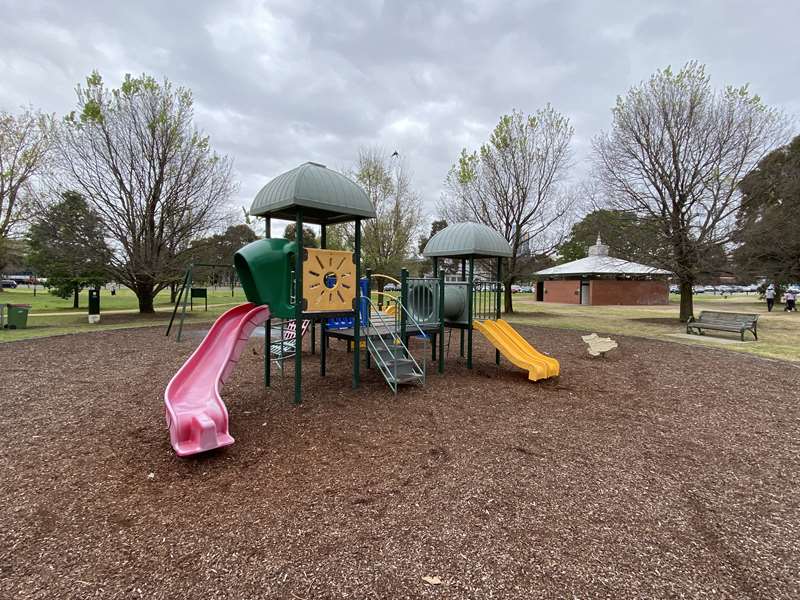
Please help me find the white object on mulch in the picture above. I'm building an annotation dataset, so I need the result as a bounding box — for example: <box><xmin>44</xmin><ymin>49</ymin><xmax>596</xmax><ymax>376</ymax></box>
<box><xmin>422</xmin><ymin>576</ymin><xmax>443</xmax><ymax>585</ymax></box>
<box><xmin>582</xmin><ymin>333</ymin><xmax>618</xmax><ymax>357</ymax></box>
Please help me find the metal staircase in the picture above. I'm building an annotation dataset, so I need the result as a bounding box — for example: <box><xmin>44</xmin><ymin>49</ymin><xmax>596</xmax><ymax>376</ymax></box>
<box><xmin>364</xmin><ymin>297</ymin><xmax>426</xmax><ymax>394</ymax></box>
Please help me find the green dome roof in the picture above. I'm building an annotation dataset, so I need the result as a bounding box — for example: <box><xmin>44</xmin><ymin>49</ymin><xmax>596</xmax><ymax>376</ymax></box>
<box><xmin>249</xmin><ymin>162</ymin><xmax>376</xmax><ymax>224</ymax></box>
<box><xmin>423</xmin><ymin>222</ymin><xmax>513</xmax><ymax>258</ymax></box>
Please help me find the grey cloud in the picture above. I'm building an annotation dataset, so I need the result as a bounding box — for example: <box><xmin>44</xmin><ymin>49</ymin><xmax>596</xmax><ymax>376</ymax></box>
<box><xmin>1</xmin><ymin>0</ymin><xmax>797</xmax><ymax>228</ymax></box>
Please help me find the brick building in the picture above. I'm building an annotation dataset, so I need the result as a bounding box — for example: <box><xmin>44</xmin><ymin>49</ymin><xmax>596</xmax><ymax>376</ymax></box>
<box><xmin>534</xmin><ymin>237</ymin><xmax>671</xmax><ymax>306</ymax></box>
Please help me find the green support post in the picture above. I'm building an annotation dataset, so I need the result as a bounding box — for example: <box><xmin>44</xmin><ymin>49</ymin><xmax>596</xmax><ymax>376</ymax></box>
<box><xmin>400</xmin><ymin>268</ymin><xmax>408</xmax><ymax>350</ymax></box>
<box><xmin>460</xmin><ymin>259</ymin><xmax>466</xmax><ymax>357</ymax></box>
<box><xmin>320</xmin><ymin>224</ymin><xmax>327</xmax><ymax>377</ymax></box>
<box><xmin>294</xmin><ymin>210</ymin><xmax>303</xmax><ymax>404</ymax></box>
<box><xmin>495</xmin><ymin>256</ymin><xmax>502</xmax><ymax>365</ymax></box>
<box><xmin>467</xmin><ymin>257</ymin><xmax>474</xmax><ymax>369</ymax></box>
<box><xmin>320</xmin><ymin>321</ymin><xmax>327</xmax><ymax>376</ymax></box>
<box><xmin>353</xmin><ymin>219</ymin><xmax>362</xmax><ymax>389</ymax></box>
<box><xmin>365</xmin><ymin>268</ymin><xmax>372</xmax><ymax>369</ymax></box>
<box><xmin>438</xmin><ymin>270</ymin><xmax>445</xmax><ymax>373</ymax></box>
<box><xmin>264</xmin><ymin>218</ymin><xmax>271</xmax><ymax>386</ymax></box>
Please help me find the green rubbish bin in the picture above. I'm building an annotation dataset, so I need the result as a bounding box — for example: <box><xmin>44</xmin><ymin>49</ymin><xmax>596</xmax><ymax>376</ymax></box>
<box><xmin>6</xmin><ymin>304</ymin><xmax>31</xmax><ymax>329</ymax></box>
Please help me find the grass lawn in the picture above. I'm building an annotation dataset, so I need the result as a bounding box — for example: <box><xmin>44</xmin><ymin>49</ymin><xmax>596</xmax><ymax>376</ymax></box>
<box><xmin>4</xmin><ymin>286</ymin><xmax>798</xmax><ymax>362</ymax></box>
<box><xmin>0</xmin><ymin>284</ymin><xmax>246</xmax><ymax>312</ymax></box>
<box><xmin>0</xmin><ymin>286</ymin><xmax>248</xmax><ymax>342</ymax></box>
<box><xmin>508</xmin><ymin>293</ymin><xmax>800</xmax><ymax>362</ymax></box>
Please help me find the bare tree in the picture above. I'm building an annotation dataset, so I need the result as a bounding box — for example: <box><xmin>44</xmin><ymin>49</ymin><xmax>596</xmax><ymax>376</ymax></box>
<box><xmin>56</xmin><ymin>72</ymin><xmax>236</xmax><ymax>312</ymax></box>
<box><xmin>354</xmin><ymin>148</ymin><xmax>423</xmax><ymax>291</ymax></box>
<box><xmin>440</xmin><ymin>106</ymin><xmax>574</xmax><ymax>312</ymax></box>
<box><xmin>593</xmin><ymin>62</ymin><xmax>788</xmax><ymax>320</ymax></box>
<box><xmin>0</xmin><ymin>108</ymin><xmax>52</xmax><ymax>273</ymax></box>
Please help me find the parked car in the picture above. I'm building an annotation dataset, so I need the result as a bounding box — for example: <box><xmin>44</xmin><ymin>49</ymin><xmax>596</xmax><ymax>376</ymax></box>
<box><xmin>383</xmin><ymin>283</ymin><xmax>398</xmax><ymax>291</ymax></box>
<box><xmin>669</xmin><ymin>285</ymin><xmax>680</xmax><ymax>294</ymax></box>
<box><xmin>511</xmin><ymin>285</ymin><xmax>522</xmax><ymax>293</ymax></box>
<box><xmin>1</xmin><ymin>279</ymin><xmax>18</xmax><ymax>288</ymax></box>
<box><xmin>692</xmin><ymin>285</ymin><xmax>705</xmax><ymax>294</ymax></box>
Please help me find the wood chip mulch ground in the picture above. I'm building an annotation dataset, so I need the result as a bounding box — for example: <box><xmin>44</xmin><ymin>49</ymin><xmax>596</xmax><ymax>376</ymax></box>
<box><xmin>1</xmin><ymin>324</ymin><xmax>798</xmax><ymax>599</ymax></box>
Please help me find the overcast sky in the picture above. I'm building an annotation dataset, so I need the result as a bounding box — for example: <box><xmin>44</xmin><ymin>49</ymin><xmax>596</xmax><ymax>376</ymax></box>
<box><xmin>2</xmin><ymin>0</ymin><xmax>798</xmax><ymax>235</ymax></box>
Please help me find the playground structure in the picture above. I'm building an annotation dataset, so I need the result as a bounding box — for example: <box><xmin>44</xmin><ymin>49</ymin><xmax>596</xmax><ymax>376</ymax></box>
<box><xmin>164</xmin><ymin>162</ymin><xmax>560</xmax><ymax>456</ymax></box>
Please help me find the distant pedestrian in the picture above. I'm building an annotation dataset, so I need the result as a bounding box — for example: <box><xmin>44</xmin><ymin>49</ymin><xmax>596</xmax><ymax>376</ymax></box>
<box><xmin>765</xmin><ymin>285</ymin><xmax>775</xmax><ymax>312</ymax></box>
<box><xmin>785</xmin><ymin>289</ymin><xmax>797</xmax><ymax>312</ymax></box>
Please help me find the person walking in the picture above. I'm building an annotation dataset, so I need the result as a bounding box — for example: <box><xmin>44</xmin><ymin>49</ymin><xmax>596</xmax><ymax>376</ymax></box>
<box><xmin>765</xmin><ymin>285</ymin><xmax>775</xmax><ymax>312</ymax></box>
<box><xmin>785</xmin><ymin>288</ymin><xmax>797</xmax><ymax>312</ymax></box>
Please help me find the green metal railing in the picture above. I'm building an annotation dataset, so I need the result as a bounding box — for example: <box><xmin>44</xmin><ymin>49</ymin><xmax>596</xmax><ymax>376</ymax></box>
<box><xmin>473</xmin><ymin>280</ymin><xmax>503</xmax><ymax>321</ymax></box>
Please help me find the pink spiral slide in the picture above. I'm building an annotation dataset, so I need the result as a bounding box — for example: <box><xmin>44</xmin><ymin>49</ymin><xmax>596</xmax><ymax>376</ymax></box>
<box><xmin>164</xmin><ymin>302</ymin><xmax>270</xmax><ymax>456</ymax></box>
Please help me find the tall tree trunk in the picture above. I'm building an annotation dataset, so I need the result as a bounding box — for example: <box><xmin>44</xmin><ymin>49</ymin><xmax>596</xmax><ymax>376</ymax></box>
<box><xmin>503</xmin><ymin>280</ymin><xmax>514</xmax><ymax>314</ymax></box>
<box><xmin>137</xmin><ymin>287</ymin><xmax>156</xmax><ymax>313</ymax></box>
<box><xmin>679</xmin><ymin>280</ymin><xmax>694</xmax><ymax>322</ymax></box>
<box><xmin>73</xmin><ymin>286</ymin><xmax>80</xmax><ymax>309</ymax></box>
<box><xmin>170</xmin><ymin>282</ymin><xmax>177</xmax><ymax>304</ymax></box>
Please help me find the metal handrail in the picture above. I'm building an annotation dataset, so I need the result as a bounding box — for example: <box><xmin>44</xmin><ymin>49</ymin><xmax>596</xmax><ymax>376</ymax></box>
<box><xmin>364</xmin><ymin>298</ymin><xmax>399</xmax><ymax>392</ymax></box>
<box><xmin>388</xmin><ymin>298</ymin><xmax>427</xmax><ymax>379</ymax></box>
<box><xmin>365</xmin><ymin>297</ymin><xmax>426</xmax><ymax>392</ymax></box>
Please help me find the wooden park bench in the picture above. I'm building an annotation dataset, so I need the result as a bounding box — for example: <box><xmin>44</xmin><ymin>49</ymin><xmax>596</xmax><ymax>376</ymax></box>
<box><xmin>686</xmin><ymin>311</ymin><xmax>758</xmax><ymax>341</ymax></box>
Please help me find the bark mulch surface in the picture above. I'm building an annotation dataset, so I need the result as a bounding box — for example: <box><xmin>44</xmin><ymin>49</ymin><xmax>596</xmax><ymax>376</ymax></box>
<box><xmin>2</xmin><ymin>325</ymin><xmax>798</xmax><ymax>599</ymax></box>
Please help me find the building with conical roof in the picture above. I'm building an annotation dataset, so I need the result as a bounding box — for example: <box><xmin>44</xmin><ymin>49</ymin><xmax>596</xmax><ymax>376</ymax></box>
<box><xmin>534</xmin><ymin>235</ymin><xmax>671</xmax><ymax>305</ymax></box>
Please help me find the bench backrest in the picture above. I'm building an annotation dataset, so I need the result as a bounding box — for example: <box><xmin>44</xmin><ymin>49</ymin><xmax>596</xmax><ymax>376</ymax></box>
<box><xmin>697</xmin><ymin>311</ymin><xmax>758</xmax><ymax>325</ymax></box>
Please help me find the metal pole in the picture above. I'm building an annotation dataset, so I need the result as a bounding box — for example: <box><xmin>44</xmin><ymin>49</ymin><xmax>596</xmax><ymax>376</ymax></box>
<box><xmin>320</xmin><ymin>223</ymin><xmax>326</xmax><ymax>376</ymax></box>
<box><xmin>495</xmin><ymin>256</ymin><xmax>502</xmax><ymax>365</ymax></box>
<box><xmin>353</xmin><ymin>219</ymin><xmax>362</xmax><ymax>389</ymax></box>
<box><xmin>438</xmin><ymin>270</ymin><xmax>445</xmax><ymax>374</ymax></box>
<box><xmin>294</xmin><ymin>210</ymin><xmax>303</xmax><ymax>404</ymax></box>
<box><xmin>265</xmin><ymin>217</ymin><xmax>271</xmax><ymax>239</ymax></box>
<box><xmin>467</xmin><ymin>257</ymin><xmax>474</xmax><ymax>369</ymax></box>
<box><xmin>460</xmin><ymin>259</ymin><xmax>465</xmax><ymax>357</ymax></box>
<box><xmin>365</xmin><ymin>268</ymin><xmax>372</xmax><ymax>369</ymax></box>
<box><xmin>176</xmin><ymin>265</ymin><xmax>193</xmax><ymax>342</ymax></box>
<box><xmin>400</xmin><ymin>268</ymin><xmax>408</xmax><ymax>350</ymax></box>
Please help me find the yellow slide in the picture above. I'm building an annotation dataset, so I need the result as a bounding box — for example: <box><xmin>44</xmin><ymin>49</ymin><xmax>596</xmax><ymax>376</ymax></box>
<box><xmin>473</xmin><ymin>319</ymin><xmax>560</xmax><ymax>381</ymax></box>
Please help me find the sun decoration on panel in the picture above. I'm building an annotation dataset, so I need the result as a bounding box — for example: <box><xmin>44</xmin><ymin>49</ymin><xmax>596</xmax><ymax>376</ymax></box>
<box><xmin>304</xmin><ymin>249</ymin><xmax>354</xmax><ymax>311</ymax></box>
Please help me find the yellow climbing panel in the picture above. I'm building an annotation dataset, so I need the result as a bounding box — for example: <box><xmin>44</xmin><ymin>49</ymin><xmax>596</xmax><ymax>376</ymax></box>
<box><xmin>302</xmin><ymin>248</ymin><xmax>356</xmax><ymax>312</ymax></box>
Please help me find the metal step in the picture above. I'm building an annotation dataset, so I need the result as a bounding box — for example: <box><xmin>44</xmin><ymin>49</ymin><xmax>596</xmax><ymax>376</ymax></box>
<box><xmin>365</xmin><ymin>301</ymin><xmax>426</xmax><ymax>393</ymax></box>
<box><xmin>389</xmin><ymin>359</ymin><xmax>425</xmax><ymax>383</ymax></box>
<box><xmin>371</xmin><ymin>344</ymin><xmax>406</xmax><ymax>361</ymax></box>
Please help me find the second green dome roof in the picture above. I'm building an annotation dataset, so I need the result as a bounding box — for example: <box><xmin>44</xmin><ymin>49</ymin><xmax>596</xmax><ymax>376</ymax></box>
<box><xmin>422</xmin><ymin>222</ymin><xmax>513</xmax><ymax>258</ymax></box>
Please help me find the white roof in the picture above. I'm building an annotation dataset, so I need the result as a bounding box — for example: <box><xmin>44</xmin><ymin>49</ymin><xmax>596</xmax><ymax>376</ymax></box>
<box><xmin>536</xmin><ymin>235</ymin><xmax>671</xmax><ymax>277</ymax></box>
<box><xmin>536</xmin><ymin>255</ymin><xmax>671</xmax><ymax>277</ymax></box>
